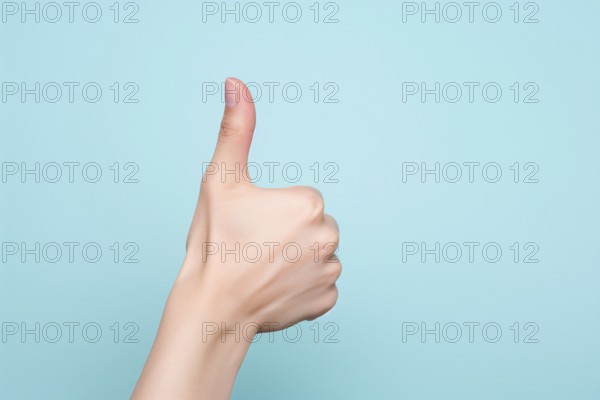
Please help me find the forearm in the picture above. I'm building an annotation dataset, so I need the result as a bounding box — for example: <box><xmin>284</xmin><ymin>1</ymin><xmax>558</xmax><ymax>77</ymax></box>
<box><xmin>131</xmin><ymin>270</ymin><xmax>253</xmax><ymax>400</ymax></box>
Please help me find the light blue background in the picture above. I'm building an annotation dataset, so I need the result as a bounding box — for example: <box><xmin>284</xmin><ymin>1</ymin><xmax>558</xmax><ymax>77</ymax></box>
<box><xmin>1</xmin><ymin>1</ymin><xmax>599</xmax><ymax>399</ymax></box>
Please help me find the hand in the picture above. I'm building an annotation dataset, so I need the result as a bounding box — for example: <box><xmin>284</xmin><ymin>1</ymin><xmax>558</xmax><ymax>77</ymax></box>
<box><xmin>132</xmin><ymin>78</ymin><xmax>341</xmax><ymax>400</ymax></box>
<box><xmin>183</xmin><ymin>77</ymin><xmax>341</xmax><ymax>331</ymax></box>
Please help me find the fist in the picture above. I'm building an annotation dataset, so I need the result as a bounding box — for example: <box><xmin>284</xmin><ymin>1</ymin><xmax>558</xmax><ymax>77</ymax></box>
<box><xmin>181</xmin><ymin>78</ymin><xmax>341</xmax><ymax>333</ymax></box>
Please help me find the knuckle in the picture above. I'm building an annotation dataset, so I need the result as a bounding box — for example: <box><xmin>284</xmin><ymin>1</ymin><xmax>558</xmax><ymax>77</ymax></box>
<box><xmin>219</xmin><ymin>118</ymin><xmax>241</xmax><ymax>138</ymax></box>
<box><xmin>317</xmin><ymin>226</ymin><xmax>339</xmax><ymax>253</ymax></box>
<box><xmin>323</xmin><ymin>261</ymin><xmax>342</xmax><ymax>283</ymax></box>
<box><xmin>309</xmin><ymin>288</ymin><xmax>339</xmax><ymax>320</ymax></box>
<box><xmin>323</xmin><ymin>225</ymin><xmax>340</xmax><ymax>246</ymax></box>
<box><xmin>301</xmin><ymin>187</ymin><xmax>324</xmax><ymax>217</ymax></box>
<box><xmin>330</xmin><ymin>261</ymin><xmax>342</xmax><ymax>281</ymax></box>
<box><xmin>323</xmin><ymin>287</ymin><xmax>339</xmax><ymax>312</ymax></box>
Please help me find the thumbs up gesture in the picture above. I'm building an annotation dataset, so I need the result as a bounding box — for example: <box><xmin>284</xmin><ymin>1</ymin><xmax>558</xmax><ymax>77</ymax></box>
<box><xmin>132</xmin><ymin>78</ymin><xmax>341</xmax><ymax>400</ymax></box>
<box><xmin>184</xmin><ymin>77</ymin><xmax>341</xmax><ymax>330</ymax></box>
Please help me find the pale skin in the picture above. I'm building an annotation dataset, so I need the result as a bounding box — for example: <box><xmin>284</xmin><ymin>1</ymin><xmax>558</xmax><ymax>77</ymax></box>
<box><xmin>131</xmin><ymin>78</ymin><xmax>342</xmax><ymax>400</ymax></box>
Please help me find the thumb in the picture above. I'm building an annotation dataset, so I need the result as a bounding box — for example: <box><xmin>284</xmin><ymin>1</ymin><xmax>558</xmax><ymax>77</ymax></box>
<box><xmin>211</xmin><ymin>77</ymin><xmax>256</xmax><ymax>166</ymax></box>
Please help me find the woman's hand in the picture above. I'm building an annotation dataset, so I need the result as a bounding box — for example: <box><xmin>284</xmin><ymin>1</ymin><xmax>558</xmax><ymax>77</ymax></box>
<box><xmin>132</xmin><ymin>78</ymin><xmax>341</xmax><ymax>400</ymax></box>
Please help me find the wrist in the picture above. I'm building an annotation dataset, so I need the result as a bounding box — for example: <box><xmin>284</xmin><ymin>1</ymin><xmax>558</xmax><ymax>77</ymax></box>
<box><xmin>131</xmin><ymin>263</ymin><xmax>255</xmax><ymax>400</ymax></box>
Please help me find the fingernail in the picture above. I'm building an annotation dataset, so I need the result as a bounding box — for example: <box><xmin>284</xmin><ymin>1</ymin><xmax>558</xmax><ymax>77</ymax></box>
<box><xmin>225</xmin><ymin>78</ymin><xmax>237</xmax><ymax>107</ymax></box>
